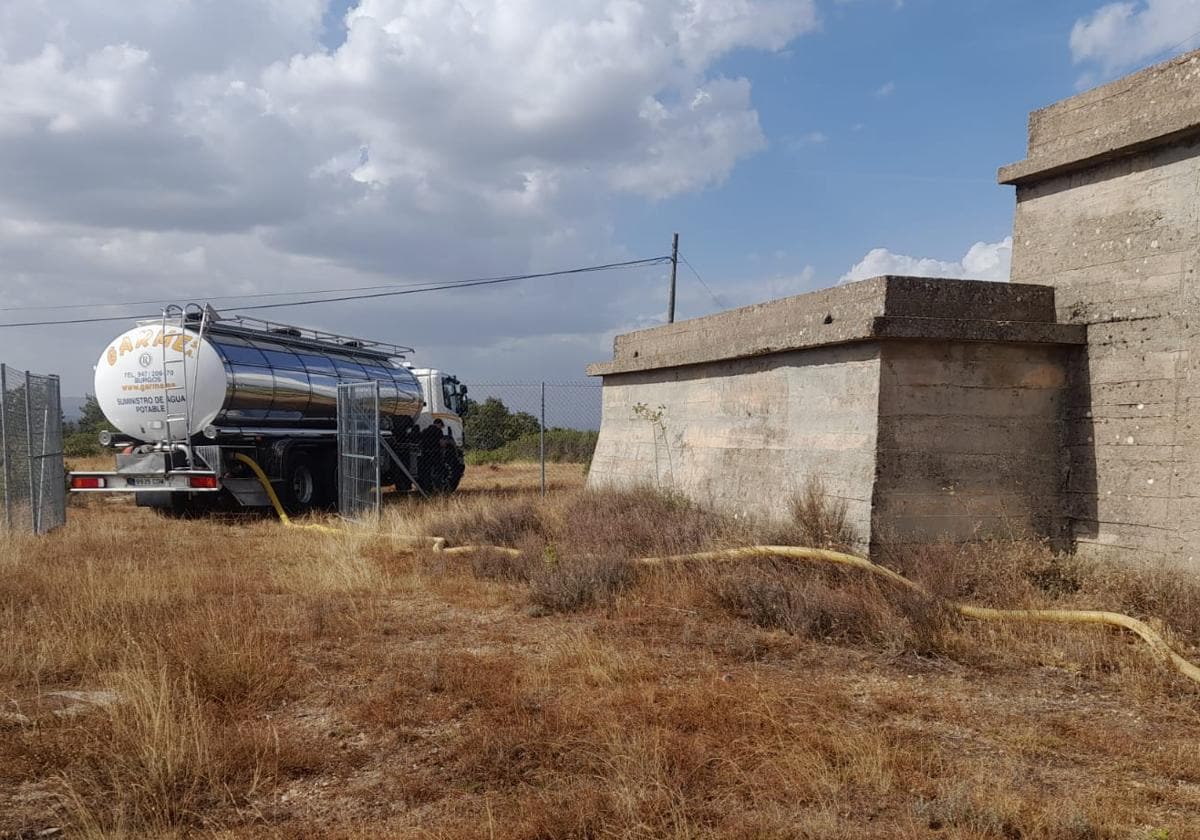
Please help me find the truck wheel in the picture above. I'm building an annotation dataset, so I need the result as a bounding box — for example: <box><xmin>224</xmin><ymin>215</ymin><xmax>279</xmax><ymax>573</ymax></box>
<box><xmin>427</xmin><ymin>455</ymin><xmax>463</xmax><ymax>494</ymax></box>
<box><xmin>445</xmin><ymin>453</ymin><xmax>464</xmax><ymax>492</ymax></box>
<box><xmin>279</xmin><ymin>454</ymin><xmax>317</xmax><ymax>514</ymax></box>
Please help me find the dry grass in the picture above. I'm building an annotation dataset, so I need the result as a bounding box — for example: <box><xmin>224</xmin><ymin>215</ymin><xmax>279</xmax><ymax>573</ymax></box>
<box><xmin>707</xmin><ymin>562</ymin><xmax>949</xmax><ymax>655</ymax></box>
<box><xmin>2</xmin><ymin>464</ymin><xmax>1199</xmax><ymax>838</ymax></box>
<box><xmin>780</xmin><ymin>477</ymin><xmax>859</xmax><ymax>551</ymax></box>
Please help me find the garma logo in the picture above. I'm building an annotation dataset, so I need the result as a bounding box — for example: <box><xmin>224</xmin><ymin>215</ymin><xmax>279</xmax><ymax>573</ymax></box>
<box><xmin>138</xmin><ymin>352</ymin><xmax>153</xmax><ymax>368</ymax></box>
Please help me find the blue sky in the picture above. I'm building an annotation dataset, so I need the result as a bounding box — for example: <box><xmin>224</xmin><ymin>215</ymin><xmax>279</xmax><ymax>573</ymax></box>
<box><xmin>0</xmin><ymin>0</ymin><xmax>1197</xmax><ymax>393</ymax></box>
<box><xmin>625</xmin><ymin>0</ymin><xmax>1166</xmax><ymax>318</ymax></box>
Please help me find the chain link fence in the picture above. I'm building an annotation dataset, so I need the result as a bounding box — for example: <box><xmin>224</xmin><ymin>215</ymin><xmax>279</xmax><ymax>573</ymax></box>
<box><xmin>462</xmin><ymin>381</ymin><xmax>601</xmax><ymax>493</ymax></box>
<box><xmin>1</xmin><ymin>364</ymin><xmax>66</xmax><ymax>535</ymax></box>
<box><xmin>337</xmin><ymin>381</ymin><xmax>383</xmax><ymax>521</ymax></box>
<box><xmin>335</xmin><ymin>379</ymin><xmax>600</xmax><ymax>514</ymax></box>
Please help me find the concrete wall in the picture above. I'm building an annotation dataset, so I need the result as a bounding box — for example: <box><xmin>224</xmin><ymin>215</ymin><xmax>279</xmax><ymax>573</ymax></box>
<box><xmin>587</xmin><ymin>344</ymin><xmax>882</xmax><ymax>546</ymax></box>
<box><xmin>1007</xmin><ymin>124</ymin><xmax>1200</xmax><ymax>563</ymax></box>
<box><xmin>588</xmin><ymin>336</ymin><xmax>1075</xmax><ymax>550</ymax></box>
<box><xmin>589</xmin><ymin>275</ymin><xmax>1082</xmax><ymax>550</ymax></box>
<box><xmin>873</xmin><ymin>341</ymin><xmax>1072</xmax><ymax>546</ymax></box>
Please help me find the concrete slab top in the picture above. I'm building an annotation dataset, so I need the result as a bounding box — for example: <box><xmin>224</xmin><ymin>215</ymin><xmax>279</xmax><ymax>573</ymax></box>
<box><xmin>999</xmin><ymin>48</ymin><xmax>1200</xmax><ymax>186</ymax></box>
<box><xmin>587</xmin><ymin>275</ymin><xmax>1084</xmax><ymax>377</ymax></box>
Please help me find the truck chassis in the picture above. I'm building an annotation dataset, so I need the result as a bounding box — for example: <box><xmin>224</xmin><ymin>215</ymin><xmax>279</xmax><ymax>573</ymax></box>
<box><xmin>71</xmin><ymin>426</ymin><xmax>463</xmax><ymax>517</ymax></box>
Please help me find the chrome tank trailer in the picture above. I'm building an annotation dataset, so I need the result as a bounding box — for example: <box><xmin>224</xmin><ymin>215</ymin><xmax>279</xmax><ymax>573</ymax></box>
<box><xmin>94</xmin><ymin>316</ymin><xmax>423</xmax><ymax>444</ymax></box>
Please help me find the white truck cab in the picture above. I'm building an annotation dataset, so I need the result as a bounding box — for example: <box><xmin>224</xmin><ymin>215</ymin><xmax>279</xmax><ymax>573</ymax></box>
<box><xmin>407</xmin><ymin>367</ymin><xmax>469</xmax><ymax>446</ymax></box>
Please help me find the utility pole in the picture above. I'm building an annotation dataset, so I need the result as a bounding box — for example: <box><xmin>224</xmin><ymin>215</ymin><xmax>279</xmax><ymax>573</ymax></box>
<box><xmin>0</xmin><ymin>364</ymin><xmax>10</xmax><ymax>530</ymax></box>
<box><xmin>539</xmin><ymin>381</ymin><xmax>546</xmax><ymax>498</ymax></box>
<box><xmin>667</xmin><ymin>232</ymin><xmax>679</xmax><ymax>324</ymax></box>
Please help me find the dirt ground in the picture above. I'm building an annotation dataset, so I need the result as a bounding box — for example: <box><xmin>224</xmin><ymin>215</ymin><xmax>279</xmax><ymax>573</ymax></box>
<box><xmin>2</xmin><ymin>463</ymin><xmax>1199</xmax><ymax>838</ymax></box>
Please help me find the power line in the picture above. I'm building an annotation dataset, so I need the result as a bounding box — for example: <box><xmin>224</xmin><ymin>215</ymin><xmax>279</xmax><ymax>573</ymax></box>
<box><xmin>0</xmin><ymin>256</ymin><xmax>671</xmax><ymax>329</ymax></box>
<box><xmin>234</xmin><ymin>257</ymin><xmax>668</xmax><ymax>311</ymax></box>
<box><xmin>0</xmin><ymin>257</ymin><xmax>667</xmax><ymax>314</ymax></box>
<box><xmin>0</xmin><ymin>274</ymin><xmax>466</xmax><ymax>313</ymax></box>
<box><xmin>678</xmin><ymin>252</ymin><xmax>725</xmax><ymax>311</ymax></box>
<box><xmin>1147</xmin><ymin>26</ymin><xmax>1200</xmax><ymax>66</ymax></box>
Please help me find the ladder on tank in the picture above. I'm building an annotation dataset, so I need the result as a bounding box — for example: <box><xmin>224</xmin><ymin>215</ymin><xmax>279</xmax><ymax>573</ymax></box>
<box><xmin>160</xmin><ymin>303</ymin><xmax>210</xmax><ymax>466</ymax></box>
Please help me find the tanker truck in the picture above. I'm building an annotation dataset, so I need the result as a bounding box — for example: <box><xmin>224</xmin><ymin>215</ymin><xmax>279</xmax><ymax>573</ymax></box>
<box><xmin>68</xmin><ymin>304</ymin><xmax>469</xmax><ymax>516</ymax></box>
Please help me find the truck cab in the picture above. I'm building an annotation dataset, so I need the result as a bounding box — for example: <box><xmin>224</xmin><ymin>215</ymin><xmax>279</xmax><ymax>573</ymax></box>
<box><xmin>408</xmin><ymin>368</ymin><xmax>469</xmax><ymax>446</ymax></box>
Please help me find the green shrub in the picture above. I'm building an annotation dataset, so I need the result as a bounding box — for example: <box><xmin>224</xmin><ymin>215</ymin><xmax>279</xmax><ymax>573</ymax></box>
<box><xmin>463</xmin><ymin>397</ymin><xmax>539</xmax><ymax>451</ymax></box>
<box><xmin>465</xmin><ymin>429</ymin><xmax>598</xmax><ymax>465</ymax></box>
<box><xmin>64</xmin><ymin>430</ymin><xmax>105</xmax><ymax>457</ymax></box>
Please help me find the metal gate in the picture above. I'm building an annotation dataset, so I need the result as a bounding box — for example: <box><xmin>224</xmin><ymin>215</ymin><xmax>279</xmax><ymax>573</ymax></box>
<box><xmin>1</xmin><ymin>364</ymin><xmax>66</xmax><ymax>535</ymax></box>
<box><xmin>337</xmin><ymin>381</ymin><xmax>381</xmax><ymax>521</ymax></box>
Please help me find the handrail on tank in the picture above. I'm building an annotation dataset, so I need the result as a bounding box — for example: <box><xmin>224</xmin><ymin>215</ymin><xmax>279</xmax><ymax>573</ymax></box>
<box><xmin>136</xmin><ymin>304</ymin><xmax>414</xmax><ymax>360</ymax></box>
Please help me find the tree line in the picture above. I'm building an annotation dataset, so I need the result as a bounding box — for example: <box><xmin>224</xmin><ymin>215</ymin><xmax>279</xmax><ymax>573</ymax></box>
<box><xmin>64</xmin><ymin>394</ymin><xmax>596</xmax><ymax>463</ymax></box>
<box><xmin>463</xmin><ymin>397</ymin><xmax>597</xmax><ymax>465</ymax></box>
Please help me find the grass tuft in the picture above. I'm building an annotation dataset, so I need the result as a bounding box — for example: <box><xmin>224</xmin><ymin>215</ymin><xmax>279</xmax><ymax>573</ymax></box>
<box><xmin>708</xmin><ymin>561</ymin><xmax>950</xmax><ymax>653</ymax></box>
<box><xmin>529</xmin><ymin>551</ymin><xmax>637</xmax><ymax>613</ymax></box>
<box><xmin>790</xmin><ymin>479</ymin><xmax>858</xmax><ymax>550</ymax></box>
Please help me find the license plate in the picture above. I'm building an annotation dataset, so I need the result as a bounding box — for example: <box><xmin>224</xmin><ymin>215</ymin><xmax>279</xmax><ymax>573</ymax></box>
<box><xmin>128</xmin><ymin>477</ymin><xmax>165</xmax><ymax>487</ymax></box>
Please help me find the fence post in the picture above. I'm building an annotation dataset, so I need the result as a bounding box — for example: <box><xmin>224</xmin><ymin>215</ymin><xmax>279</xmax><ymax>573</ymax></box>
<box><xmin>24</xmin><ymin>370</ymin><xmax>36</xmax><ymax>534</ymax></box>
<box><xmin>540</xmin><ymin>381</ymin><xmax>546</xmax><ymax>498</ymax></box>
<box><xmin>37</xmin><ymin>401</ymin><xmax>50</xmax><ymax>535</ymax></box>
<box><xmin>373</xmin><ymin>381</ymin><xmax>382</xmax><ymax>517</ymax></box>
<box><xmin>0</xmin><ymin>364</ymin><xmax>10</xmax><ymax>530</ymax></box>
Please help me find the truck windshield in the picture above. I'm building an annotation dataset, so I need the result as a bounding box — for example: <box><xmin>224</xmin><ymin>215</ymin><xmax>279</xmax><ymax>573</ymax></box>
<box><xmin>442</xmin><ymin>377</ymin><xmax>463</xmax><ymax>415</ymax></box>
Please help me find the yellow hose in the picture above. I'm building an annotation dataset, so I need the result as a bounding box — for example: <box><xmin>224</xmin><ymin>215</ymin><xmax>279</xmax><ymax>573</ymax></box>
<box><xmin>636</xmin><ymin>546</ymin><xmax>919</xmax><ymax>590</ymax></box>
<box><xmin>231</xmin><ymin>453</ymin><xmax>341</xmax><ymax>535</ymax></box>
<box><xmin>636</xmin><ymin>545</ymin><xmax>1200</xmax><ymax>687</ymax></box>
<box><xmin>232</xmin><ymin>453</ymin><xmax>522</xmax><ymax>548</ymax></box>
<box><xmin>229</xmin><ymin>457</ymin><xmax>1200</xmax><ymax>686</ymax></box>
<box><xmin>390</xmin><ymin>535</ymin><xmax>523</xmax><ymax>557</ymax></box>
<box><xmin>955</xmin><ymin>604</ymin><xmax>1200</xmax><ymax>685</ymax></box>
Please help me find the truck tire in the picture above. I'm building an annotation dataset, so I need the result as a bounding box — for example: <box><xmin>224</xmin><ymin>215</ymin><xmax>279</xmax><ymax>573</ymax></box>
<box><xmin>445</xmin><ymin>451</ymin><xmax>464</xmax><ymax>492</ymax></box>
<box><xmin>426</xmin><ymin>453</ymin><xmax>463</xmax><ymax>494</ymax></box>
<box><xmin>279</xmin><ymin>453</ymin><xmax>318</xmax><ymax>514</ymax></box>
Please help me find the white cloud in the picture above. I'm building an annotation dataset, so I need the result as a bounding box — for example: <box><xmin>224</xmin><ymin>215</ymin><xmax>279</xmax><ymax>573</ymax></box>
<box><xmin>0</xmin><ymin>45</ymin><xmax>154</xmax><ymax>135</ymax></box>
<box><xmin>1070</xmin><ymin>0</ymin><xmax>1200</xmax><ymax>75</ymax></box>
<box><xmin>0</xmin><ymin>0</ymin><xmax>819</xmax><ymax>393</ymax></box>
<box><xmin>675</xmin><ymin>0</ymin><xmax>819</xmax><ymax>68</ymax></box>
<box><xmin>839</xmin><ymin>237</ymin><xmax>1012</xmax><ymax>284</ymax></box>
<box><xmin>874</xmin><ymin>80</ymin><xmax>895</xmax><ymax>97</ymax></box>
